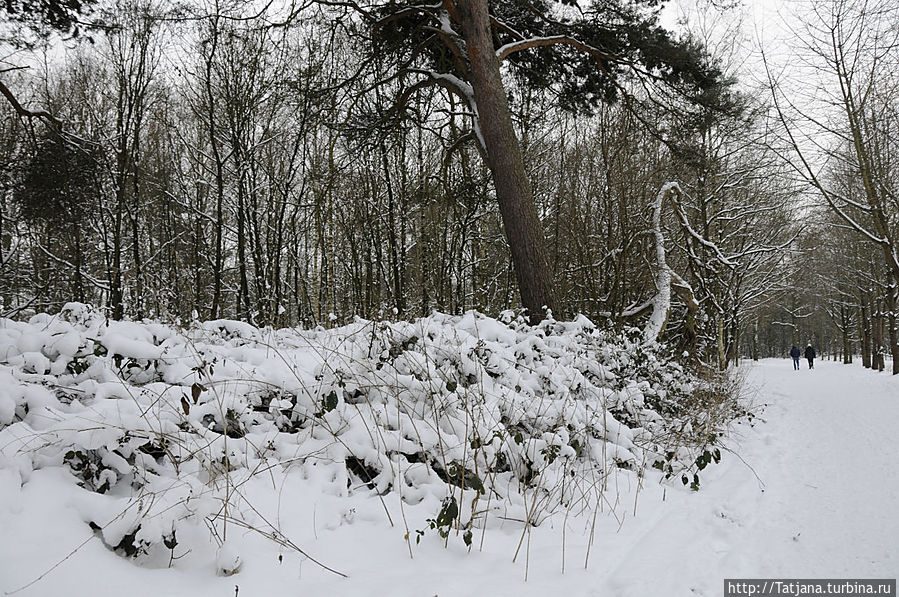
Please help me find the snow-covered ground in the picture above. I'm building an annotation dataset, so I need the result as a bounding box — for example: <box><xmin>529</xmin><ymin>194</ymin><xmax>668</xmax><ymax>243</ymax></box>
<box><xmin>583</xmin><ymin>357</ymin><xmax>899</xmax><ymax>595</ymax></box>
<box><xmin>1</xmin><ymin>345</ymin><xmax>897</xmax><ymax>596</ymax></box>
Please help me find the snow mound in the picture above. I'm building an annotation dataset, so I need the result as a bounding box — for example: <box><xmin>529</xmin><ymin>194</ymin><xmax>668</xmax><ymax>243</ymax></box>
<box><xmin>0</xmin><ymin>304</ymin><xmax>734</xmax><ymax>568</ymax></box>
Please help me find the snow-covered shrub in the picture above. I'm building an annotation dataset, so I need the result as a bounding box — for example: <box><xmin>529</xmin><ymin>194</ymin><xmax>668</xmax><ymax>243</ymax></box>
<box><xmin>0</xmin><ymin>304</ymin><xmax>744</xmax><ymax>563</ymax></box>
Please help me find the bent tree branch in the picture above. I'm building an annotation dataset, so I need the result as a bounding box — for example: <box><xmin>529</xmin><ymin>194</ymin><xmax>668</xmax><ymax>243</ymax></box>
<box><xmin>0</xmin><ymin>79</ymin><xmax>62</xmax><ymax>128</ymax></box>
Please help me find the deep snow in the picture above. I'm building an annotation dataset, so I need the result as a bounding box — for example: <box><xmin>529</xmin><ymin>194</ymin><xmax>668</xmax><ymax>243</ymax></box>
<box><xmin>1</xmin><ymin>355</ymin><xmax>897</xmax><ymax>596</ymax></box>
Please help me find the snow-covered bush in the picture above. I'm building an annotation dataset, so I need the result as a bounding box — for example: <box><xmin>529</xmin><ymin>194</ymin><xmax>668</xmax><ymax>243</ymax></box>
<box><xmin>0</xmin><ymin>304</ymin><xmax>743</xmax><ymax>564</ymax></box>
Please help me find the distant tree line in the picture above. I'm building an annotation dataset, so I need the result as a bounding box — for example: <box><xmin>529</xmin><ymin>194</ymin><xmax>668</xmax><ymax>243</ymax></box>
<box><xmin>750</xmin><ymin>0</ymin><xmax>899</xmax><ymax>374</ymax></box>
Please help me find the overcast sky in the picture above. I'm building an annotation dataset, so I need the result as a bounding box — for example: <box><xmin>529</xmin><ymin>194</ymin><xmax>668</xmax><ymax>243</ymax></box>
<box><xmin>661</xmin><ymin>0</ymin><xmax>804</xmax><ymax>84</ymax></box>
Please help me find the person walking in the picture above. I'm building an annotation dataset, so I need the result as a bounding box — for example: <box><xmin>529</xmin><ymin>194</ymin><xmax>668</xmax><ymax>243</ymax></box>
<box><xmin>790</xmin><ymin>345</ymin><xmax>801</xmax><ymax>370</ymax></box>
<box><xmin>804</xmin><ymin>343</ymin><xmax>816</xmax><ymax>369</ymax></box>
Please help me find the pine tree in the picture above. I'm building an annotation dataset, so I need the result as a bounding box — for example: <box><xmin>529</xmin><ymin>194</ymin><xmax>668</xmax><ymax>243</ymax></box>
<box><xmin>359</xmin><ymin>0</ymin><xmax>727</xmax><ymax>320</ymax></box>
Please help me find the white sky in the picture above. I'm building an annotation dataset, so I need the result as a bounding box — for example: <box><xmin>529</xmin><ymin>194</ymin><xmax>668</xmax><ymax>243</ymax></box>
<box><xmin>662</xmin><ymin>0</ymin><xmax>801</xmax><ymax>83</ymax></box>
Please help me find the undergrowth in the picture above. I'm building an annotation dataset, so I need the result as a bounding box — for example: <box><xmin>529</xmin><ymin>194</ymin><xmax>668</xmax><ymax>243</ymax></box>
<box><xmin>0</xmin><ymin>303</ymin><xmax>747</xmax><ymax>579</ymax></box>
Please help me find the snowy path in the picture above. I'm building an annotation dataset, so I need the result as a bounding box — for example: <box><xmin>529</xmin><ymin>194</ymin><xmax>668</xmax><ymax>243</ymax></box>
<box><xmin>721</xmin><ymin>359</ymin><xmax>899</xmax><ymax>578</ymax></box>
<box><xmin>1</xmin><ymin>359</ymin><xmax>897</xmax><ymax>597</ymax></box>
<box><xmin>590</xmin><ymin>358</ymin><xmax>899</xmax><ymax>596</ymax></box>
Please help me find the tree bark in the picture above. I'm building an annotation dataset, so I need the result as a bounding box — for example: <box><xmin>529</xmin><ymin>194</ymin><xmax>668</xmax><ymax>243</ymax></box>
<box><xmin>841</xmin><ymin>304</ymin><xmax>852</xmax><ymax>364</ymax></box>
<box><xmin>886</xmin><ymin>283</ymin><xmax>899</xmax><ymax>375</ymax></box>
<box><xmin>73</xmin><ymin>224</ymin><xmax>84</xmax><ymax>303</ymax></box>
<box><xmin>203</xmin><ymin>18</ymin><xmax>225</xmax><ymax>320</ymax></box>
<box><xmin>872</xmin><ymin>294</ymin><xmax>884</xmax><ymax>371</ymax></box>
<box><xmin>455</xmin><ymin>0</ymin><xmax>555</xmax><ymax>322</ymax></box>
<box><xmin>859</xmin><ymin>299</ymin><xmax>872</xmax><ymax>368</ymax></box>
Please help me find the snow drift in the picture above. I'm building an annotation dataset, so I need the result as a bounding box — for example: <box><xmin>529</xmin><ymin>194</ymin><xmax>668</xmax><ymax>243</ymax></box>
<box><xmin>0</xmin><ymin>304</ymin><xmax>737</xmax><ymax>573</ymax></box>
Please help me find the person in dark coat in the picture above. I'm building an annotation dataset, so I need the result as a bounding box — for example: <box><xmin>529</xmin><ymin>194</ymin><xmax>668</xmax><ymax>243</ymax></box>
<box><xmin>790</xmin><ymin>345</ymin><xmax>801</xmax><ymax>370</ymax></box>
<box><xmin>804</xmin><ymin>343</ymin><xmax>816</xmax><ymax>369</ymax></box>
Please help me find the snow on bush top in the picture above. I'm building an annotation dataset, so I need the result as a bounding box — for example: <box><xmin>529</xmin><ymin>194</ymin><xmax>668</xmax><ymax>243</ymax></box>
<box><xmin>0</xmin><ymin>303</ymin><xmax>726</xmax><ymax>561</ymax></box>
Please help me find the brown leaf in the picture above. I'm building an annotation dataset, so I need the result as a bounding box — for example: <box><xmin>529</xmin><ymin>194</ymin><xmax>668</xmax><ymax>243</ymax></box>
<box><xmin>191</xmin><ymin>382</ymin><xmax>205</xmax><ymax>403</ymax></box>
<box><xmin>180</xmin><ymin>396</ymin><xmax>191</xmax><ymax>415</ymax></box>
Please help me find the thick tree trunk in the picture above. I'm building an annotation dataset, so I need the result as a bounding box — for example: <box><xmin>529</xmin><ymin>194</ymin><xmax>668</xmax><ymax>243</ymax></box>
<box><xmin>455</xmin><ymin>0</ymin><xmax>555</xmax><ymax>322</ymax></box>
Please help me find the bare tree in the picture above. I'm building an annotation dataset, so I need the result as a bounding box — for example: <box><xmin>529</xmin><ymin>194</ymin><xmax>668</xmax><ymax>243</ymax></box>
<box><xmin>766</xmin><ymin>0</ymin><xmax>899</xmax><ymax>372</ymax></box>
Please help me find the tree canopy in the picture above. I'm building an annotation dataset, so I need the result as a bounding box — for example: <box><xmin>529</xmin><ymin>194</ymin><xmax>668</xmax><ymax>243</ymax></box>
<box><xmin>371</xmin><ymin>0</ymin><xmax>726</xmax><ymax>115</ymax></box>
<box><xmin>1</xmin><ymin>0</ymin><xmax>95</xmax><ymax>41</ymax></box>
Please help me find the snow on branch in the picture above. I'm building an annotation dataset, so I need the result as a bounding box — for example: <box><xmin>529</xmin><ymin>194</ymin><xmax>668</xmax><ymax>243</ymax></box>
<box><xmin>406</xmin><ymin>70</ymin><xmax>487</xmax><ymax>155</ymax></box>
<box><xmin>824</xmin><ymin>192</ymin><xmax>890</xmax><ymax>246</ymax></box>
<box><xmin>0</xmin><ymin>79</ymin><xmax>62</xmax><ymax>128</ymax></box>
<box><xmin>644</xmin><ymin>182</ymin><xmax>677</xmax><ymax>345</ymax></box>
<box><xmin>666</xmin><ymin>186</ymin><xmax>739</xmax><ymax>268</ymax></box>
<box><xmin>620</xmin><ymin>297</ymin><xmax>655</xmax><ymax>318</ymax></box>
<box><xmin>771</xmin><ymin>321</ymin><xmax>798</xmax><ymax>329</ymax></box>
<box><xmin>644</xmin><ymin>182</ymin><xmax>700</xmax><ymax>346</ymax></box>
<box><xmin>495</xmin><ymin>35</ymin><xmax>616</xmax><ymax>64</ymax></box>
<box><xmin>36</xmin><ymin>245</ymin><xmax>111</xmax><ymax>291</ymax></box>
<box><xmin>1</xmin><ymin>240</ymin><xmax>19</xmax><ymax>269</ymax></box>
<box><xmin>670</xmin><ymin>270</ymin><xmax>698</xmax><ymax>312</ymax></box>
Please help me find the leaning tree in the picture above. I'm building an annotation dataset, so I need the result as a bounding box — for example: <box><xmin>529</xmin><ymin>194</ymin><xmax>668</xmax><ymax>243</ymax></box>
<box><xmin>330</xmin><ymin>0</ymin><xmax>728</xmax><ymax>320</ymax></box>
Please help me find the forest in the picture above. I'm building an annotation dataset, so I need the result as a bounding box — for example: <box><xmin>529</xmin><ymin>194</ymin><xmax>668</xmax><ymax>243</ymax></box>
<box><xmin>1</xmin><ymin>1</ymin><xmax>898</xmax><ymax>594</ymax></box>
<box><xmin>1</xmin><ymin>0</ymin><xmax>898</xmax><ymax>371</ymax></box>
